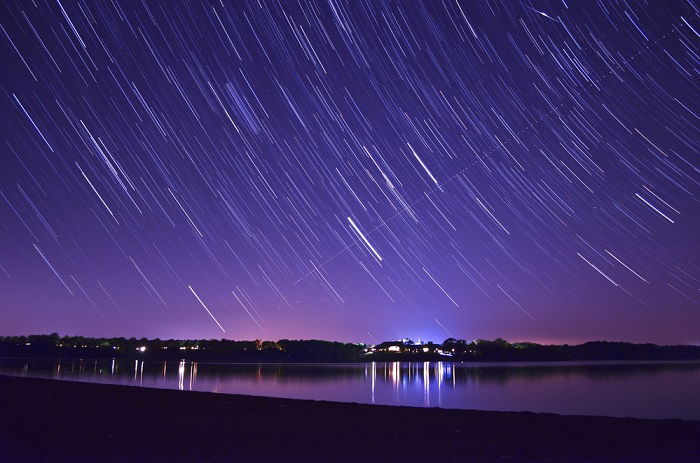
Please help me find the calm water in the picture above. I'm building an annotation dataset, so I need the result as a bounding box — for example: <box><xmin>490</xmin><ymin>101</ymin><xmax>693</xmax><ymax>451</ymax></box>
<box><xmin>2</xmin><ymin>358</ymin><xmax>699</xmax><ymax>420</ymax></box>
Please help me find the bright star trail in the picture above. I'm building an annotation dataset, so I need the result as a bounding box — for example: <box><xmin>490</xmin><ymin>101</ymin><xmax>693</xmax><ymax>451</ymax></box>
<box><xmin>0</xmin><ymin>1</ymin><xmax>698</xmax><ymax>344</ymax></box>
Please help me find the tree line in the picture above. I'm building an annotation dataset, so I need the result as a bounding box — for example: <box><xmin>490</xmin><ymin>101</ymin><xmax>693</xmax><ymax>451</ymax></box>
<box><xmin>1</xmin><ymin>333</ymin><xmax>699</xmax><ymax>362</ymax></box>
<box><xmin>0</xmin><ymin>333</ymin><xmax>364</xmax><ymax>361</ymax></box>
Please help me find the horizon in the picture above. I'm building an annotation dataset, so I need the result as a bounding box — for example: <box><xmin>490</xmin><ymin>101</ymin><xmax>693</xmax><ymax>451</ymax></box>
<box><xmin>4</xmin><ymin>331</ymin><xmax>700</xmax><ymax>348</ymax></box>
<box><xmin>1</xmin><ymin>1</ymin><xmax>699</xmax><ymax>346</ymax></box>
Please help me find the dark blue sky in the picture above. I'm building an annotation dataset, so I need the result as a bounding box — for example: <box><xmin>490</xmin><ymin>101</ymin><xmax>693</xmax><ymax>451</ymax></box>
<box><xmin>1</xmin><ymin>0</ymin><xmax>698</xmax><ymax>344</ymax></box>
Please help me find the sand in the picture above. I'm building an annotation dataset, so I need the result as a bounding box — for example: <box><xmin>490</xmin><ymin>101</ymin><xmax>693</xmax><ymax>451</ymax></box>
<box><xmin>1</xmin><ymin>375</ymin><xmax>698</xmax><ymax>462</ymax></box>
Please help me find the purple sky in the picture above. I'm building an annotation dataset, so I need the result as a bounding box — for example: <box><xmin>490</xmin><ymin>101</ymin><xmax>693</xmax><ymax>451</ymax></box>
<box><xmin>1</xmin><ymin>0</ymin><xmax>698</xmax><ymax>344</ymax></box>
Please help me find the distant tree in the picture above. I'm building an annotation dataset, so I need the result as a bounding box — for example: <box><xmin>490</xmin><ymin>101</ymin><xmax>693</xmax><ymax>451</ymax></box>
<box><xmin>261</xmin><ymin>341</ymin><xmax>278</xmax><ymax>350</ymax></box>
<box><xmin>442</xmin><ymin>338</ymin><xmax>458</xmax><ymax>348</ymax></box>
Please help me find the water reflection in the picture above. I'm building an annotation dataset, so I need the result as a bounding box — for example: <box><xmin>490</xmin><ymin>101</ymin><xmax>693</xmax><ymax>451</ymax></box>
<box><xmin>370</xmin><ymin>361</ymin><xmax>376</xmax><ymax>403</ymax></box>
<box><xmin>1</xmin><ymin>359</ymin><xmax>699</xmax><ymax>420</ymax></box>
<box><xmin>178</xmin><ymin>360</ymin><xmax>185</xmax><ymax>391</ymax></box>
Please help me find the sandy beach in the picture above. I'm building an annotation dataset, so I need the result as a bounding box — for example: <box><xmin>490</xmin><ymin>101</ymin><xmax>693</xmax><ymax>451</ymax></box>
<box><xmin>1</xmin><ymin>375</ymin><xmax>699</xmax><ymax>462</ymax></box>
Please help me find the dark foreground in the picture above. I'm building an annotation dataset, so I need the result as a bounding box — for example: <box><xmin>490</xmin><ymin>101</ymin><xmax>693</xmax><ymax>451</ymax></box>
<box><xmin>1</xmin><ymin>376</ymin><xmax>698</xmax><ymax>463</ymax></box>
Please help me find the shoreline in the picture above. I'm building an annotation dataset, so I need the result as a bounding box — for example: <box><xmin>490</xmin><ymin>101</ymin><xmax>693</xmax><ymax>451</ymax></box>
<box><xmin>4</xmin><ymin>337</ymin><xmax>700</xmax><ymax>364</ymax></box>
<box><xmin>1</xmin><ymin>375</ymin><xmax>699</xmax><ymax>462</ymax></box>
<box><xmin>3</xmin><ymin>355</ymin><xmax>700</xmax><ymax>365</ymax></box>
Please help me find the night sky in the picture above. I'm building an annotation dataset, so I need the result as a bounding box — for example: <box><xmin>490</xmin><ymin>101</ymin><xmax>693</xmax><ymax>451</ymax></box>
<box><xmin>1</xmin><ymin>1</ymin><xmax>698</xmax><ymax>344</ymax></box>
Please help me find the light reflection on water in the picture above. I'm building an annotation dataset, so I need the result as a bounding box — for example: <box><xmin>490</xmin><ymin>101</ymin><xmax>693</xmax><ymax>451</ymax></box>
<box><xmin>1</xmin><ymin>358</ymin><xmax>699</xmax><ymax>420</ymax></box>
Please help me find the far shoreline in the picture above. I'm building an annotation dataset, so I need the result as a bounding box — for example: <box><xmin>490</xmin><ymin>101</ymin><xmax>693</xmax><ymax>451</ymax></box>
<box><xmin>4</xmin><ymin>334</ymin><xmax>700</xmax><ymax>363</ymax></box>
<box><xmin>3</xmin><ymin>355</ymin><xmax>700</xmax><ymax>366</ymax></box>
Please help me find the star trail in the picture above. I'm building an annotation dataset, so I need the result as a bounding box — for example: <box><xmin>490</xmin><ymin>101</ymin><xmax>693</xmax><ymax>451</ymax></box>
<box><xmin>0</xmin><ymin>0</ymin><xmax>698</xmax><ymax>344</ymax></box>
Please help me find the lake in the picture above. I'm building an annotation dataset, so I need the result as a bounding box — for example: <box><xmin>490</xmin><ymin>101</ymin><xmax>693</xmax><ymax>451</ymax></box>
<box><xmin>1</xmin><ymin>358</ymin><xmax>699</xmax><ymax>420</ymax></box>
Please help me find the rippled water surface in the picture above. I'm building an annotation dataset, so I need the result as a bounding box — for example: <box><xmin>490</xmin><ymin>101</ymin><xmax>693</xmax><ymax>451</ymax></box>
<box><xmin>2</xmin><ymin>359</ymin><xmax>699</xmax><ymax>420</ymax></box>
